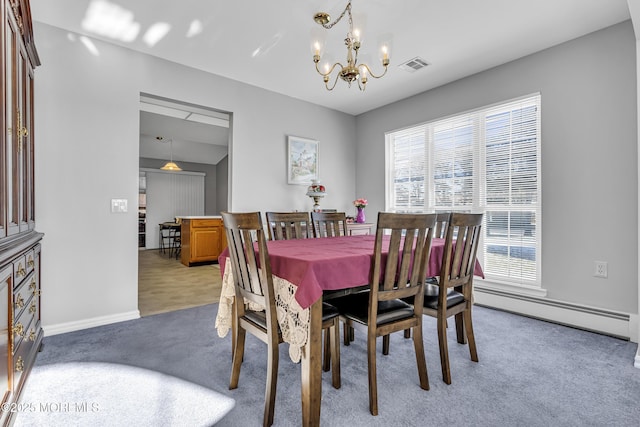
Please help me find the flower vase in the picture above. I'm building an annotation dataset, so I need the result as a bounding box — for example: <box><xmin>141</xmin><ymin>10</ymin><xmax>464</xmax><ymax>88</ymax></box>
<box><xmin>356</xmin><ymin>207</ymin><xmax>366</xmax><ymax>223</ymax></box>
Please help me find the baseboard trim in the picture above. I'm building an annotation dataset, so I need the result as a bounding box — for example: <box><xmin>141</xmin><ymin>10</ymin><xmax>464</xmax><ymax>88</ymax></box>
<box><xmin>474</xmin><ymin>287</ymin><xmax>632</xmax><ymax>340</ymax></box>
<box><xmin>635</xmin><ymin>351</ymin><xmax>640</xmax><ymax>369</ymax></box>
<box><xmin>42</xmin><ymin>310</ymin><xmax>141</xmax><ymax>336</ymax></box>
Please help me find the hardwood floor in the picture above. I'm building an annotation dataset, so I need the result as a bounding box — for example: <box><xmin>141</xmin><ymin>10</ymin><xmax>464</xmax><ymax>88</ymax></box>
<box><xmin>138</xmin><ymin>249</ymin><xmax>222</xmax><ymax>317</ymax></box>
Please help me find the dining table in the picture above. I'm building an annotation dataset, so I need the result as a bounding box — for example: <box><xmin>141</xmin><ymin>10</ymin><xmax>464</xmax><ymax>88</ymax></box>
<box><xmin>215</xmin><ymin>234</ymin><xmax>484</xmax><ymax>426</ymax></box>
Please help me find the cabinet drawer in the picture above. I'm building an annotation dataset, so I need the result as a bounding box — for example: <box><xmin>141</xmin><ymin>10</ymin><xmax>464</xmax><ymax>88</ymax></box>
<box><xmin>24</xmin><ymin>249</ymin><xmax>35</xmax><ymax>276</ymax></box>
<box><xmin>192</xmin><ymin>219</ymin><xmax>222</xmax><ymax>228</ymax></box>
<box><xmin>12</xmin><ymin>320</ymin><xmax>36</xmax><ymax>394</ymax></box>
<box><xmin>12</xmin><ymin>295</ymin><xmax>35</xmax><ymax>355</ymax></box>
<box><xmin>24</xmin><ymin>300</ymin><xmax>39</xmax><ymax>344</ymax></box>
<box><xmin>13</xmin><ymin>272</ymin><xmax>36</xmax><ymax>319</ymax></box>
<box><xmin>12</xmin><ymin>256</ymin><xmax>27</xmax><ymax>287</ymax></box>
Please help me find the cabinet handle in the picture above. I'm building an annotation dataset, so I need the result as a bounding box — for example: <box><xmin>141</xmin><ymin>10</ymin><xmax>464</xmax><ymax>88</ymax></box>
<box><xmin>29</xmin><ymin>278</ymin><xmax>36</xmax><ymax>294</ymax></box>
<box><xmin>13</xmin><ymin>322</ymin><xmax>24</xmax><ymax>338</ymax></box>
<box><xmin>17</xmin><ymin>110</ymin><xmax>28</xmax><ymax>137</ymax></box>
<box><xmin>14</xmin><ymin>294</ymin><xmax>24</xmax><ymax>310</ymax></box>
<box><xmin>17</xmin><ymin>265</ymin><xmax>26</xmax><ymax>277</ymax></box>
<box><xmin>15</xmin><ymin>356</ymin><xmax>24</xmax><ymax>373</ymax></box>
<box><xmin>28</xmin><ymin>329</ymin><xmax>36</xmax><ymax>342</ymax></box>
<box><xmin>29</xmin><ymin>300</ymin><xmax>36</xmax><ymax>314</ymax></box>
<box><xmin>28</xmin><ymin>256</ymin><xmax>34</xmax><ymax>267</ymax></box>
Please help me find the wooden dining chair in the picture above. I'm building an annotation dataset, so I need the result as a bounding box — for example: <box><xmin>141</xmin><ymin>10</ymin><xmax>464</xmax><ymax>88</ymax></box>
<box><xmin>433</xmin><ymin>212</ymin><xmax>451</xmax><ymax>239</ymax></box>
<box><xmin>422</xmin><ymin>212</ymin><xmax>483</xmax><ymax>385</ymax></box>
<box><xmin>265</xmin><ymin>211</ymin><xmax>312</xmax><ymax>240</ymax></box>
<box><xmin>310</xmin><ymin>211</ymin><xmax>348</xmax><ymax>238</ymax></box>
<box><xmin>332</xmin><ymin>212</ymin><xmax>437</xmax><ymax>416</ymax></box>
<box><xmin>221</xmin><ymin>212</ymin><xmax>281</xmax><ymax>426</ymax></box>
<box><xmin>221</xmin><ymin>211</ymin><xmax>341</xmax><ymax>426</ymax></box>
<box><xmin>404</xmin><ymin>211</ymin><xmax>452</xmax><ymax>340</ymax></box>
<box><xmin>264</xmin><ymin>211</ymin><xmax>341</xmax><ymax>383</ymax></box>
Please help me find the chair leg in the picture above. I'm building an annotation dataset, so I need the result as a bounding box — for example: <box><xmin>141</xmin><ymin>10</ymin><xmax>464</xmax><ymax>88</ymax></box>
<box><xmin>382</xmin><ymin>334</ymin><xmax>390</xmax><ymax>355</ymax></box>
<box><xmin>263</xmin><ymin>336</ymin><xmax>279</xmax><ymax>427</ymax></box>
<box><xmin>367</xmin><ymin>330</ymin><xmax>378</xmax><ymax>416</ymax></box>
<box><xmin>231</xmin><ymin>303</ymin><xmax>238</xmax><ymax>360</ymax></box>
<box><xmin>330</xmin><ymin>318</ymin><xmax>341</xmax><ymax>389</ymax></box>
<box><xmin>437</xmin><ymin>314</ymin><xmax>452</xmax><ymax>385</ymax></box>
<box><xmin>464</xmin><ymin>307</ymin><xmax>478</xmax><ymax>362</ymax></box>
<box><xmin>229</xmin><ymin>327</ymin><xmax>246</xmax><ymax>389</ymax></box>
<box><xmin>455</xmin><ymin>312</ymin><xmax>466</xmax><ymax>344</ymax></box>
<box><xmin>323</xmin><ymin>328</ymin><xmax>330</xmax><ymax>372</ymax></box>
<box><xmin>342</xmin><ymin>320</ymin><xmax>352</xmax><ymax>346</ymax></box>
<box><xmin>412</xmin><ymin>323</ymin><xmax>430</xmax><ymax>391</ymax></box>
<box><xmin>404</xmin><ymin>329</ymin><xmax>411</xmax><ymax>339</ymax></box>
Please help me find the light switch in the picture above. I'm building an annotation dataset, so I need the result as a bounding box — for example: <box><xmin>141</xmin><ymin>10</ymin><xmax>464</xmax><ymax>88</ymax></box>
<box><xmin>111</xmin><ymin>199</ymin><xmax>128</xmax><ymax>213</ymax></box>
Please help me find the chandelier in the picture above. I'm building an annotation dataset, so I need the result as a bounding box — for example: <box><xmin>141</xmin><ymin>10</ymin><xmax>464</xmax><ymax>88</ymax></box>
<box><xmin>311</xmin><ymin>1</ymin><xmax>390</xmax><ymax>91</ymax></box>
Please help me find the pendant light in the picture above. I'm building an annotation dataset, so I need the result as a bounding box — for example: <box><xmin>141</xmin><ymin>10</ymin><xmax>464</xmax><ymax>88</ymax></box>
<box><xmin>158</xmin><ymin>137</ymin><xmax>182</xmax><ymax>171</ymax></box>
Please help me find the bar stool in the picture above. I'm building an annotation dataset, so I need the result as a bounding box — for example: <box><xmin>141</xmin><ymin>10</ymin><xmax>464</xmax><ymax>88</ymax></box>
<box><xmin>159</xmin><ymin>223</ymin><xmax>172</xmax><ymax>254</ymax></box>
<box><xmin>169</xmin><ymin>225</ymin><xmax>181</xmax><ymax>259</ymax></box>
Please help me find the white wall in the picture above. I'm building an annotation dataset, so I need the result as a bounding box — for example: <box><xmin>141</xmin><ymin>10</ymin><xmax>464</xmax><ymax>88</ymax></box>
<box><xmin>356</xmin><ymin>22</ymin><xmax>638</xmax><ymax>331</ymax></box>
<box><xmin>33</xmin><ymin>23</ymin><xmax>356</xmax><ymax>331</ymax></box>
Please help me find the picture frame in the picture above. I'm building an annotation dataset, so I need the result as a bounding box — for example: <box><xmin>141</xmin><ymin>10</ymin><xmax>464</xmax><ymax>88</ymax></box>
<box><xmin>287</xmin><ymin>135</ymin><xmax>319</xmax><ymax>185</ymax></box>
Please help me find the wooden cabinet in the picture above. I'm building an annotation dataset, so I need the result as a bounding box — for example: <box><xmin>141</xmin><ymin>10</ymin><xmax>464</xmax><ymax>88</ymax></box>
<box><xmin>180</xmin><ymin>218</ymin><xmax>227</xmax><ymax>266</ymax></box>
<box><xmin>0</xmin><ymin>1</ymin><xmax>43</xmax><ymax>425</ymax></box>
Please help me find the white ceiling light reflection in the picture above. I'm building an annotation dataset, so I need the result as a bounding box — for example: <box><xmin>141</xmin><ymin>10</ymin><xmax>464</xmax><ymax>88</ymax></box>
<box><xmin>251</xmin><ymin>33</ymin><xmax>283</xmax><ymax>59</ymax></box>
<box><xmin>79</xmin><ymin>36</ymin><xmax>100</xmax><ymax>56</ymax></box>
<box><xmin>143</xmin><ymin>22</ymin><xmax>171</xmax><ymax>47</ymax></box>
<box><xmin>81</xmin><ymin>0</ymin><xmax>140</xmax><ymax>42</ymax></box>
<box><xmin>186</xmin><ymin>20</ymin><xmax>203</xmax><ymax>38</ymax></box>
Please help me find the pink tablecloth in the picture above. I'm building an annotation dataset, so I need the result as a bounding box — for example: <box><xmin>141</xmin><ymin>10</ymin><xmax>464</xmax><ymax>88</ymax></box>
<box><xmin>219</xmin><ymin>235</ymin><xmax>483</xmax><ymax>310</ymax></box>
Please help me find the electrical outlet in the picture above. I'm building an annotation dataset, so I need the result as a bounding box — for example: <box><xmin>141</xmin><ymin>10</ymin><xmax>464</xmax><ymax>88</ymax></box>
<box><xmin>594</xmin><ymin>261</ymin><xmax>608</xmax><ymax>278</ymax></box>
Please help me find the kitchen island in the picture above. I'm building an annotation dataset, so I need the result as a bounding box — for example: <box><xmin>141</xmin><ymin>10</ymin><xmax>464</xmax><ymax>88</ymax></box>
<box><xmin>177</xmin><ymin>216</ymin><xmax>227</xmax><ymax>266</ymax></box>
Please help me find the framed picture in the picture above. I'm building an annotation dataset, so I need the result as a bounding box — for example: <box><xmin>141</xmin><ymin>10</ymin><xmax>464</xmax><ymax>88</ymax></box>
<box><xmin>287</xmin><ymin>135</ymin><xmax>319</xmax><ymax>185</ymax></box>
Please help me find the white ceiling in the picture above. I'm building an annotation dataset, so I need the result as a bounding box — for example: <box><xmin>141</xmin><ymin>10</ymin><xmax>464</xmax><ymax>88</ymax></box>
<box><xmin>30</xmin><ymin>0</ymin><xmax>631</xmax><ymax>162</ymax></box>
<box><xmin>139</xmin><ymin>111</ymin><xmax>229</xmax><ymax>165</ymax></box>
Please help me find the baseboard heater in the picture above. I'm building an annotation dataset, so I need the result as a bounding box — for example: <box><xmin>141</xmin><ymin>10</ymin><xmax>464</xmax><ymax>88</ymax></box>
<box><xmin>474</xmin><ymin>286</ymin><xmax>631</xmax><ymax>340</ymax></box>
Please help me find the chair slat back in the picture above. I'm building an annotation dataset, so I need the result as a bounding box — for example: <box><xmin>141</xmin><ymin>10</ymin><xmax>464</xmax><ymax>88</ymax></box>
<box><xmin>440</xmin><ymin>213</ymin><xmax>483</xmax><ymax>289</ymax></box>
<box><xmin>265</xmin><ymin>212</ymin><xmax>312</xmax><ymax>240</ymax></box>
<box><xmin>311</xmin><ymin>211</ymin><xmax>348</xmax><ymax>237</ymax></box>
<box><xmin>221</xmin><ymin>212</ymin><xmax>276</xmax><ymax>311</ymax></box>
<box><xmin>434</xmin><ymin>212</ymin><xmax>451</xmax><ymax>239</ymax></box>
<box><xmin>371</xmin><ymin>212</ymin><xmax>437</xmax><ymax>307</ymax></box>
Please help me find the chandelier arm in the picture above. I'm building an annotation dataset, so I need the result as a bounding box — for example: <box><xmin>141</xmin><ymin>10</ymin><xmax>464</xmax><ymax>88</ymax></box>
<box><xmin>325</xmin><ymin>73</ymin><xmax>341</xmax><ymax>91</ymax></box>
<box><xmin>358</xmin><ymin>63</ymin><xmax>389</xmax><ymax>80</ymax></box>
<box><xmin>357</xmin><ymin>78</ymin><xmax>366</xmax><ymax>91</ymax></box>
<box><xmin>315</xmin><ymin>61</ymin><xmax>344</xmax><ymax>78</ymax></box>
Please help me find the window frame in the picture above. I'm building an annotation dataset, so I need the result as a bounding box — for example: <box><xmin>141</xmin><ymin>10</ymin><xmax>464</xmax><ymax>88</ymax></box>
<box><xmin>385</xmin><ymin>94</ymin><xmax>543</xmax><ymax>293</ymax></box>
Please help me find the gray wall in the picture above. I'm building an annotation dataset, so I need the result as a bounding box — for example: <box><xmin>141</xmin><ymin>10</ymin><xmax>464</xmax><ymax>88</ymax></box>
<box><xmin>356</xmin><ymin>21</ymin><xmax>638</xmax><ymax>315</ymax></box>
<box><xmin>34</xmin><ymin>22</ymin><xmax>356</xmax><ymax>330</ymax></box>
<box><xmin>139</xmin><ymin>157</ymin><xmax>219</xmax><ymax>215</ymax></box>
<box><xmin>216</xmin><ymin>155</ymin><xmax>229</xmax><ymax>214</ymax></box>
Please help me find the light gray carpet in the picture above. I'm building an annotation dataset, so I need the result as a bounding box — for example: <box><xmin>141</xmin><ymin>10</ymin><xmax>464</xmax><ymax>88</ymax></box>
<box><xmin>14</xmin><ymin>304</ymin><xmax>640</xmax><ymax>426</ymax></box>
<box><xmin>15</xmin><ymin>362</ymin><xmax>235</xmax><ymax>427</ymax></box>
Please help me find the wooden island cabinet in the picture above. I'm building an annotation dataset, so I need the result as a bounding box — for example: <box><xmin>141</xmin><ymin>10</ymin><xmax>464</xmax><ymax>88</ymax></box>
<box><xmin>179</xmin><ymin>217</ymin><xmax>227</xmax><ymax>266</ymax></box>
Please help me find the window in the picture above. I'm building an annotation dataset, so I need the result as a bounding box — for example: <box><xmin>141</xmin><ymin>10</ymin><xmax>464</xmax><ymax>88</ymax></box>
<box><xmin>386</xmin><ymin>94</ymin><xmax>541</xmax><ymax>288</ymax></box>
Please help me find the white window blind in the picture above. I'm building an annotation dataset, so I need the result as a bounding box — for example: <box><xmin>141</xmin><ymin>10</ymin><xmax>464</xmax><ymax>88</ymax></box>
<box><xmin>386</xmin><ymin>94</ymin><xmax>541</xmax><ymax>287</ymax></box>
<box><xmin>145</xmin><ymin>170</ymin><xmax>205</xmax><ymax>249</ymax></box>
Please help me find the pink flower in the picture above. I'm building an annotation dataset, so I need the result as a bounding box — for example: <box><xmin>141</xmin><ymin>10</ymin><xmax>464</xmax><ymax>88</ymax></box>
<box><xmin>353</xmin><ymin>198</ymin><xmax>368</xmax><ymax>208</ymax></box>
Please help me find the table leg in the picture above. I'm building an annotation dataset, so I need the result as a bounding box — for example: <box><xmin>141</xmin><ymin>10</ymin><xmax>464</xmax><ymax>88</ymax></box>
<box><xmin>301</xmin><ymin>299</ymin><xmax>322</xmax><ymax>426</ymax></box>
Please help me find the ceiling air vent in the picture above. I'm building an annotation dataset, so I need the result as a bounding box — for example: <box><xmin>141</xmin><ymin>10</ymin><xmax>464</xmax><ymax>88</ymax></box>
<box><xmin>398</xmin><ymin>57</ymin><xmax>430</xmax><ymax>73</ymax></box>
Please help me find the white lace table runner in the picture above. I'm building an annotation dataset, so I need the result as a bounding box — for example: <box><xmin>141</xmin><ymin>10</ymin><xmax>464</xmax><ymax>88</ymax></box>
<box><xmin>215</xmin><ymin>258</ymin><xmax>310</xmax><ymax>362</ymax></box>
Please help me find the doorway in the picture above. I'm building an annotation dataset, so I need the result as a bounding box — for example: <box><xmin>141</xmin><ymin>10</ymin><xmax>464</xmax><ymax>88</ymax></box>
<box><xmin>137</xmin><ymin>93</ymin><xmax>232</xmax><ymax>316</ymax></box>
